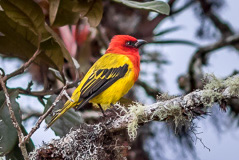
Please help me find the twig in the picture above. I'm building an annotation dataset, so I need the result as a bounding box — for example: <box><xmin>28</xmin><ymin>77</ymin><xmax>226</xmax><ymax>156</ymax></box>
<box><xmin>136</xmin><ymin>80</ymin><xmax>161</xmax><ymax>98</ymax></box>
<box><xmin>171</xmin><ymin>0</ymin><xmax>194</xmax><ymax>15</ymax></box>
<box><xmin>187</xmin><ymin>122</ymin><xmax>210</xmax><ymax>152</ymax></box>
<box><xmin>0</xmin><ymin>74</ymin><xmax>29</xmax><ymax>160</ymax></box>
<box><xmin>187</xmin><ymin>0</ymin><xmax>239</xmax><ymax>91</ymax></box>
<box><xmin>22</xmin><ymin>111</ymin><xmax>42</xmax><ymax>121</ymax></box>
<box><xmin>0</xmin><ymin>68</ymin><xmax>5</xmax><ymax>77</ymax></box>
<box><xmin>136</xmin><ymin>0</ymin><xmax>194</xmax><ymax>39</ymax></box>
<box><xmin>190</xmin><ymin>127</ymin><xmax>210</xmax><ymax>152</ymax></box>
<box><xmin>198</xmin><ymin>0</ymin><xmax>234</xmax><ymax>38</ymax></box>
<box><xmin>2</xmin><ymin>36</ymin><xmax>41</xmax><ymax>82</ymax></box>
<box><xmin>62</xmin><ymin>89</ymin><xmax>74</xmax><ymax>102</ymax></box>
<box><xmin>188</xmin><ymin>34</ymin><xmax>239</xmax><ymax>91</ymax></box>
<box><xmin>20</xmin><ymin>85</ymin><xmax>69</xmax><ymax>145</ymax></box>
<box><xmin>26</xmin><ymin>81</ymin><xmax>33</xmax><ymax>92</ymax></box>
<box><xmin>137</xmin><ymin>0</ymin><xmax>176</xmax><ymax>38</ymax></box>
<box><xmin>18</xmin><ymin>79</ymin><xmax>80</xmax><ymax>96</ymax></box>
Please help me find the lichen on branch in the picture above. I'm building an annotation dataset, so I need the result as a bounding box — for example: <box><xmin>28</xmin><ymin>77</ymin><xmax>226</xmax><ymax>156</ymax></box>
<box><xmin>30</xmin><ymin>75</ymin><xmax>239</xmax><ymax>159</ymax></box>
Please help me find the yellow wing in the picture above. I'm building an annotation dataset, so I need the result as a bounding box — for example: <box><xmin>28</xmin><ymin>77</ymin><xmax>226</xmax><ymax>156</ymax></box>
<box><xmin>74</xmin><ymin>63</ymin><xmax>129</xmax><ymax>110</ymax></box>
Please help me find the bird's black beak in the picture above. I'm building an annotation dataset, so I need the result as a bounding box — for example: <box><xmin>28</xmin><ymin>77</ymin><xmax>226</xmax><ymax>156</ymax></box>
<box><xmin>135</xmin><ymin>39</ymin><xmax>147</xmax><ymax>48</ymax></box>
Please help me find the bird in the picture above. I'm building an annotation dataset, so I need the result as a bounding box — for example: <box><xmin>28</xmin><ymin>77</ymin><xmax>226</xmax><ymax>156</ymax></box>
<box><xmin>46</xmin><ymin>35</ymin><xmax>147</xmax><ymax>128</ymax></box>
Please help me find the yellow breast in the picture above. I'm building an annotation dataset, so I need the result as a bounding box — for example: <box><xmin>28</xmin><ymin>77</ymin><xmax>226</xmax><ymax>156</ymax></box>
<box><xmin>89</xmin><ymin>54</ymin><xmax>135</xmax><ymax>109</ymax></box>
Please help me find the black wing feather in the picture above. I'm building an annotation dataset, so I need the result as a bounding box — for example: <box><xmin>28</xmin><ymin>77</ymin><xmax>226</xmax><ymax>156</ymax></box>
<box><xmin>75</xmin><ymin>64</ymin><xmax>129</xmax><ymax>110</ymax></box>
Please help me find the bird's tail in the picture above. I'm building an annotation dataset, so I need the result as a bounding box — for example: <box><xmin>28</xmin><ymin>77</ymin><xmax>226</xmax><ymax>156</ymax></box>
<box><xmin>46</xmin><ymin>100</ymin><xmax>76</xmax><ymax>129</ymax></box>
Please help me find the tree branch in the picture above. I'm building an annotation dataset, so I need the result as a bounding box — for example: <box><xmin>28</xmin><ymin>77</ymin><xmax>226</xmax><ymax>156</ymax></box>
<box><xmin>17</xmin><ymin>79</ymin><xmax>80</xmax><ymax>97</ymax></box>
<box><xmin>171</xmin><ymin>0</ymin><xmax>195</xmax><ymax>15</ymax></box>
<box><xmin>186</xmin><ymin>0</ymin><xmax>239</xmax><ymax>92</ymax></box>
<box><xmin>0</xmin><ymin>74</ymin><xmax>29</xmax><ymax>160</ymax></box>
<box><xmin>136</xmin><ymin>80</ymin><xmax>160</xmax><ymax>98</ymax></box>
<box><xmin>198</xmin><ymin>0</ymin><xmax>234</xmax><ymax>38</ymax></box>
<box><xmin>138</xmin><ymin>0</ymin><xmax>195</xmax><ymax>40</ymax></box>
<box><xmin>30</xmin><ymin>75</ymin><xmax>239</xmax><ymax>159</ymax></box>
<box><xmin>188</xmin><ymin>34</ymin><xmax>239</xmax><ymax>91</ymax></box>
<box><xmin>20</xmin><ymin>85</ymin><xmax>69</xmax><ymax>146</ymax></box>
<box><xmin>22</xmin><ymin>111</ymin><xmax>42</xmax><ymax>121</ymax></box>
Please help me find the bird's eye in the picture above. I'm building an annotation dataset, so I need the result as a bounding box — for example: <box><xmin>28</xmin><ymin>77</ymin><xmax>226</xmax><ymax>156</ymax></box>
<box><xmin>126</xmin><ymin>41</ymin><xmax>135</xmax><ymax>47</ymax></box>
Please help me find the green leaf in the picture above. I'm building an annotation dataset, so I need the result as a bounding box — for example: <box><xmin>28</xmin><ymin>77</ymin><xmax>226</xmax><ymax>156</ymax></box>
<box><xmin>150</xmin><ymin>39</ymin><xmax>199</xmax><ymax>47</ymax></box>
<box><xmin>155</xmin><ymin>26</ymin><xmax>182</xmax><ymax>37</ymax></box>
<box><xmin>49</xmin><ymin>68</ymin><xmax>64</xmax><ymax>83</ymax></box>
<box><xmin>0</xmin><ymin>0</ymin><xmax>46</xmax><ymax>35</ymax></box>
<box><xmin>44</xmin><ymin>25</ymin><xmax>73</xmax><ymax>66</ymax></box>
<box><xmin>0</xmin><ymin>0</ymin><xmax>74</xmax><ymax>70</ymax></box>
<box><xmin>44</xmin><ymin>95</ymin><xmax>84</xmax><ymax>137</ymax></box>
<box><xmin>0</xmin><ymin>90</ymin><xmax>21</xmax><ymax>156</ymax></box>
<box><xmin>51</xmin><ymin>0</ymin><xmax>103</xmax><ymax>27</ymax></box>
<box><xmin>0</xmin><ymin>11</ymin><xmax>73</xmax><ymax>71</ymax></box>
<box><xmin>112</xmin><ymin>0</ymin><xmax>170</xmax><ymax>15</ymax></box>
<box><xmin>49</xmin><ymin>0</ymin><xmax>60</xmax><ymax>26</ymax></box>
<box><xmin>0</xmin><ymin>12</ymin><xmax>57</xmax><ymax>69</ymax></box>
<box><xmin>5</xmin><ymin>125</ymin><xmax>34</xmax><ymax>160</ymax></box>
<box><xmin>50</xmin><ymin>0</ymin><xmax>80</xmax><ymax>26</ymax></box>
<box><xmin>83</xmin><ymin>0</ymin><xmax>103</xmax><ymax>27</ymax></box>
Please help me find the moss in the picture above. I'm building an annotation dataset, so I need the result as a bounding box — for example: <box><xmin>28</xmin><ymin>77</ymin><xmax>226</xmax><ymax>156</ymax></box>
<box><xmin>202</xmin><ymin>74</ymin><xmax>225</xmax><ymax>107</ymax></box>
<box><xmin>171</xmin><ymin>105</ymin><xmax>184</xmax><ymax>127</ymax></box>
<box><xmin>157</xmin><ymin>93</ymin><xmax>175</xmax><ymax>101</ymax></box>
<box><xmin>115</xmin><ymin>103</ymin><xmax>128</xmax><ymax>115</ymax></box>
<box><xmin>30</xmin><ymin>123</ymin><xmax>127</xmax><ymax>160</ymax></box>
<box><xmin>202</xmin><ymin>90</ymin><xmax>222</xmax><ymax>106</ymax></box>
<box><xmin>202</xmin><ymin>74</ymin><xmax>239</xmax><ymax>106</ymax></box>
<box><xmin>127</xmin><ymin>103</ymin><xmax>146</xmax><ymax>140</ymax></box>
<box><xmin>203</xmin><ymin>74</ymin><xmax>224</xmax><ymax>90</ymax></box>
<box><xmin>224</xmin><ymin>76</ymin><xmax>239</xmax><ymax>96</ymax></box>
<box><xmin>151</xmin><ymin>105</ymin><xmax>169</xmax><ymax>120</ymax></box>
<box><xmin>127</xmin><ymin>75</ymin><xmax>239</xmax><ymax>141</ymax></box>
<box><xmin>127</xmin><ymin>103</ymin><xmax>191</xmax><ymax>140</ymax></box>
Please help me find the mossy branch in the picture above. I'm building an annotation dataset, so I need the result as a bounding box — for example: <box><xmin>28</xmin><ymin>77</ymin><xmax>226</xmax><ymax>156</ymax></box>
<box><xmin>188</xmin><ymin>33</ymin><xmax>239</xmax><ymax>91</ymax></box>
<box><xmin>30</xmin><ymin>75</ymin><xmax>239</xmax><ymax>159</ymax></box>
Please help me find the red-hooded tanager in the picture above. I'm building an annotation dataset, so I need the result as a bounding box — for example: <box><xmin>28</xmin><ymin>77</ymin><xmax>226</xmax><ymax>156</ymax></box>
<box><xmin>47</xmin><ymin>35</ymin><xmax>147</xmax><ymax>128</ymax></box>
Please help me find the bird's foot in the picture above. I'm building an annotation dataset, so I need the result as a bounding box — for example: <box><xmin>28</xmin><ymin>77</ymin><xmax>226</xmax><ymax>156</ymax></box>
<box><xmin>98</xmin><ymin>104</ymin><xmax>106</xmax><ymax>117</ymax></box>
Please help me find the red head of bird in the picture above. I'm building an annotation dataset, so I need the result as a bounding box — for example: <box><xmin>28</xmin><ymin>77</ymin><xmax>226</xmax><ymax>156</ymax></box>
<box><xmin>106</xmin><ymin>35</ymin><xmax>147</xmax><ymax>81</ymax></box>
